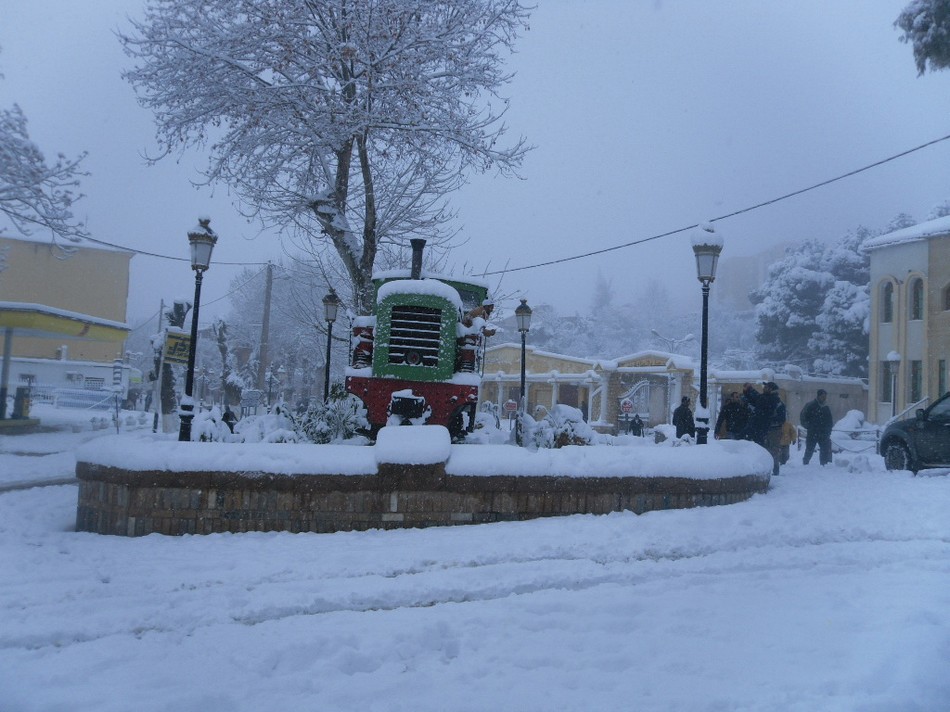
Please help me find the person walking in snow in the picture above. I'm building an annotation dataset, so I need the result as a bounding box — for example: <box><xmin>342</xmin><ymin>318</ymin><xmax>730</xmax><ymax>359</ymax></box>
<box><xmin>714</xmin><ymin>390</ymin><xmax>749</xmax><ymax>439</ymax></box>
<box><xmin>800</xmin><ymin>388</ymin><xmax>833</xmax><ymax>466</ymax></box>
<box><xmin>630</xmin><ymin>413</ymin><xmax>644</xmax><ymax>437</ymax></box>
<box><xmin>742</xmin><ymin>382</ymin><xmax>786</xmax><ymax>476</ymax></box>
<box><xmin>780</xmin><ymin>420</ymin><xmax>798</xmax><ymax>465</ymax></box>
<box><xmin>672</xmin><ymin>396</ymin><xmax>695</xmax><ymax>439</ymax></box>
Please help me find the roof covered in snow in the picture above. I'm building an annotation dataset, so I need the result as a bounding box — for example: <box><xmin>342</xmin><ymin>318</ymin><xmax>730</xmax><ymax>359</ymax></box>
<box><xmin>863</xmin><ymin>214</ymin><xmax>950</xmax><ymax>251</ymax></box>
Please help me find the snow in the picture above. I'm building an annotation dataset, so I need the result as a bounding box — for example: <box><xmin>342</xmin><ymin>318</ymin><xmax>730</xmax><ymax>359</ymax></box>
<box><xmin>1</xmin><ymin>404</ymin><xmax>949</xmax><ymax>711</ymax></box>
<box><xmin>862</xmin><ymin>213</ymin><xmax>950</xmax><ymax>250</ymax></box>
<box><xmin>373</xmin><ymin>269</ymin><xmax>491</xmax><ymax>290</ymax></box>
<box><xmin>376</xmin><ymin>424</ymin><xmax>451</xmax><ymax>465</ymax></box>
<box><xmin>690</xmin><ymin>222</ymin><xmax>724</xmax><ymax>249</ymax></box>
<box><xmin>70</xmin><ymin>423</ymin><xmax>770</xmax><ymax>480</ymax></box>
<box><xmin>377</xmin><ymin>278</ymin><xmax>463</xmax><ymax>308</ymax></box>
<box><xmin>0</xmin><ymin>300</ymin><xmax>130</xmax><ymax>330</ymax></box>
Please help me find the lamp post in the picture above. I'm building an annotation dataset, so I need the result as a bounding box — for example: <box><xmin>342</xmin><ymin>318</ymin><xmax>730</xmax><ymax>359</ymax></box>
<box><xmin>178</xmin><ymin>217</ymin><xmax>218</xmax><ymax>441</ymax></box>
<box><xmin>650</xmin><ymin>329</ymin><xmax>695</xmax><ymax>353</ymax></box>
<box><xmin>691</xmin><ymin>223</ymin><xmax>723</xmax><ymax>445</ymax></box>
<box><xmin>515</xmin><ymin>298</ymin><xmax>532</xmax><ymax>445</ymax></box>
<box><xmin>277</xmin><ymin>365</ymin><xmax>286</xmax><ymax>403</ymax></box>
<box><xmin>887</xmin><ymin>351</ymin><xmax>901</xmax><ymax>418</ymax></box>
<box><xmin>323</xmin><ymin>289</ymin><xmax>340</xmax><ymax>403</ymax></box>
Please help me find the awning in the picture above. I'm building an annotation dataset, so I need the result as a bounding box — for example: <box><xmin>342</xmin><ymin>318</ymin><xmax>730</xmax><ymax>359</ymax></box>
<box><xmin>0</xmin><ymin>302</ymin><xmax>129</xmax><ymax>342</ymax></box>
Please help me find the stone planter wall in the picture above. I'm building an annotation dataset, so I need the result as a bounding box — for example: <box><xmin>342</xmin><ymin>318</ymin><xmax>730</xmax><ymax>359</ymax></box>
<box><xmin>75</xmin><ymin>461</ymin><xmax>769</xmax><ymax>537</ymax></box>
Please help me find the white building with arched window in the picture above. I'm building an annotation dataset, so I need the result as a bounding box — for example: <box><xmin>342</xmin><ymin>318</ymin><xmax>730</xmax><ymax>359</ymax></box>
<box><xmin>865</xmin><ymin>216</ymin><xmax>950</xmax><ymax>423</ymax></box>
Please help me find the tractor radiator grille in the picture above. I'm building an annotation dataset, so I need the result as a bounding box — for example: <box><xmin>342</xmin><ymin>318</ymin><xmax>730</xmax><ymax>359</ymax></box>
<box><xmin>388</xmin><ymin>305</ymin><xmax>442</xmax><ymax>367</ymax></box>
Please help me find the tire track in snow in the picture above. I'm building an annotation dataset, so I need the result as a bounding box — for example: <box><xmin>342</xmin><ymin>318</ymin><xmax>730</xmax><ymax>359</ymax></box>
<box><xmin>2</xmin><ymin>537</ymin><xmax>945</xmax><ymax>652</ymax></box>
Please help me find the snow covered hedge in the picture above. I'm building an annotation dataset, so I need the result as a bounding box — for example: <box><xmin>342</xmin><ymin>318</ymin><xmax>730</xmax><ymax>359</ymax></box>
<box><xmin>190</xmin><ymin>391</ymin><xmax>370</xmax><ymax>445</ymax></box>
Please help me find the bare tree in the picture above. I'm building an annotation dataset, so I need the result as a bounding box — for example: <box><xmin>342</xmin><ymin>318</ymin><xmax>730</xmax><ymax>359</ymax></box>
<box><xmin>119</xmin><ymin>0</ymin><xmax>532</xmax><ymax>313</ymax></box>
<box><xmin>1</xmin><ymin>99</ymin><xmax>88</xmax><ymax>242</ymax></box>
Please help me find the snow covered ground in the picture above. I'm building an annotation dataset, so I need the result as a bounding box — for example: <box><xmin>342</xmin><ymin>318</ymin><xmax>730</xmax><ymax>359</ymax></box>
<box><xmin>1</xmin><ymin>404</ymin><xmax>949</xmax><ymax>711</ymax></box>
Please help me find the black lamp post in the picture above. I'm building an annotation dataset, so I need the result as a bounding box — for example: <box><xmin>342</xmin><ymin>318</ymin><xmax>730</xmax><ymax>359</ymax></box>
<box><xmin>515</xmin><ymin>298</ymin><xmax>532</xmax><ymax>446</ymax></box>
<box><xmin>178</xmin><ymin>217</ymin><xmax>218</xmax><ymax>441</ymax></box>
<box><xmin>691</xmin><ymin>224</ymin><xmax>723</xmax><ymax>445</ymax></box>
<box><xmin>322</xmin><ymin>289</ymin><xmax>340</xmax><ymax>403</ymax></box>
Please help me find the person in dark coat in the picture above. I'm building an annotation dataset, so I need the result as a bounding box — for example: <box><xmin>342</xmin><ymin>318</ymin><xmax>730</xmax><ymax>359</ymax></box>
<box><xmin>800</xmin><ymin>388</ymin><xmax>833</xmax><ymax>466</ymax></box>
<box><xmin>222</xmin><ymin>406</ymin><xmax>238</xmax><ymax>434</ymax></box>
<box><xmin>630</xmin><ymin>414</ymin><xmax>644</xmax><ymax>437</ymax></box>
<box><xmin>715</xmin><ymin>391</ymin><xmax>750</xmax><ymax>439</ymax></box>
<box><xmin>742</xmin><ymin>382</ymin><xmax>786</xmax><ymax>476</ymax></box>
<box><xmin>672</xmin><ymin>396</ymin><xmax>695</xmax><ymax>439</ymax></box>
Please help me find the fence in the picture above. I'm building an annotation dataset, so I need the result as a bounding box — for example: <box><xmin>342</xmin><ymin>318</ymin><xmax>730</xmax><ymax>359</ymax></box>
<box><xmin>29</xmin><ymin>384</ymin><xmax>119</xmax><ymax>411</ymax></box>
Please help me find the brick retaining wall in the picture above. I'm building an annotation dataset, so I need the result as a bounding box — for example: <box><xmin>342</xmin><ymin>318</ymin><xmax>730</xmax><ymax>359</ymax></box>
<box><xmin>75</xmin><ymin>461</ymin><xmax>769</xmax><ymax>536</ymax></box>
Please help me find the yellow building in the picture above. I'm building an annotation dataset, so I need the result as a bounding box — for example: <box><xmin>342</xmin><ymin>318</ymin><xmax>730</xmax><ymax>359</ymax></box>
<box><xmin>482</xmin><ymin>345</ymin><xmax>696</xmax><ymax>430</ymax></box>
<box><xmin>483</xmin><ymin>344</ymin><xmax>866</xmax><ymax>435</ymax></box>
<box><xmin>0</xmin><ymin>235</ymin><xmax>131</xmax><ymax>417</ymax></box>
<box><xmin>865</xmin><ymin>217</ymin><xmax>950</xmax><ymax>422</ymax></box>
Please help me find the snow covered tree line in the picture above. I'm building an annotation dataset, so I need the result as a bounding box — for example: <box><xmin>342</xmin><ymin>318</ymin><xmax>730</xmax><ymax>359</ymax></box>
<box><xmin>119</xmin><ymin>0</ymin><xmax>532</xmax><ymax>317</ymax></box>
<box><xmin>751</xmin><ymin>204</ymin><xmax>950</xmax><ymax>379</ymax></box>
<box><xmin>0</xmin><ymin>47</ymin><xmax>88</xmax><ymax>246</ymax></box>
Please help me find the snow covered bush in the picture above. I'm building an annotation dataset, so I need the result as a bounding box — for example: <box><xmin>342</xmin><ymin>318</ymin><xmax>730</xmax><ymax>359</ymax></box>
<box><xmin>234</xmin><ymin>404</ymin><xmax>300</xmax><ymax>443</ymax></box>
<box><xmin>528</xmin><ymin>404</ymin><xmax>595</xmax><ymax>449</ymax></box>
<box><xmin>191</xmin><ymin>405</ymin><xmax>241</xmax><ymax>443</ymax></box>
<box><xmin>292</xmin><ymin>389</ymin><xmax>370</xmax><ymax>444</ymax></box>
<box><xmin>651</xmin><ymin>423</ymin><xmax>693</xmax><ymax>446</ymax></box>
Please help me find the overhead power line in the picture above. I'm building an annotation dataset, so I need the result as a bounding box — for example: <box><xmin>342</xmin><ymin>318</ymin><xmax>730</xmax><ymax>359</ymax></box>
<box><xmin>79</xmin><ymin>234</ymin><xmax>269</xmax><ymax>267</ymax></box>
<box><xmin>480</xmin><ymin>132</ymin><xmax>950</xmax><ymax>277</ymax></box>
<box><xmin>71</xmin><ymin>132</ymin><xmax>950</xmax><ymax>276</ymax></box>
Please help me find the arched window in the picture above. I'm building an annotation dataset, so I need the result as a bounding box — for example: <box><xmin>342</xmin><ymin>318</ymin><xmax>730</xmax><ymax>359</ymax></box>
<box><xmin>881</xmin><ymin>282</ymin><xmax>893</xmax><ymax>323</ymax></box>
<box><xmin>909</xmin><ymin>278</ymin><xmax>924</xmax><ymax>321</ymax></box>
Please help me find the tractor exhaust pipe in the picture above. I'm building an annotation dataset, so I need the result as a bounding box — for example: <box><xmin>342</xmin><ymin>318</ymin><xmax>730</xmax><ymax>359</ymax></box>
<box><xmin>410</xmin><ymin>238</ymin><xmax>426</xmax><ymax>280</ymax></box>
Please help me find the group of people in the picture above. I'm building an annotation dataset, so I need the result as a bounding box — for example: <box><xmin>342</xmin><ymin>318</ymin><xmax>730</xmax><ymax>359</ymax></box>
<box><xmin>672</xmin><ymin>383</ymin><xmax>834</xmax><ymax>477</ymax></box>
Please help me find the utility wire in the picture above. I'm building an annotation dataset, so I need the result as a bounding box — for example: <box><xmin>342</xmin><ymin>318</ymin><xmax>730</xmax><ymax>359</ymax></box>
<box><xmin>73</xmin><ymin>132</ymin><xmax>950</xmax><ymax>276</ymax></box>
<box><xmin>79</xmin><ymin>234</ymin><xmax>270</xmax><ymax>267</ymax></box>
<box><xmin>201</xmin><ymin>265</ymin><xmax>270</xmax><ymax>308</ymax></box>
<box><xmin>127</xmin><ymin>306</ymin><xmax>163</xmax><ymax>334</ymax></box>
<box><xmin>480</xmin><ymin>132</ymin><xmax>950</xmax><ymax>277</ymax></box>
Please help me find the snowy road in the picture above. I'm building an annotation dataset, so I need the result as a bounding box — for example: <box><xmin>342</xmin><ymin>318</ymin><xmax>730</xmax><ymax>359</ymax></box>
<box><xmin>1</xmin><ymin>417</ymin><xmax>948</xmax><ymax>711</ymax></box>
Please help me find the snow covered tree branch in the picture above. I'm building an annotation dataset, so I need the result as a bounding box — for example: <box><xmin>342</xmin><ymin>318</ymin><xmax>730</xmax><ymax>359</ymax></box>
<box><xmin>119</xmin><ymin>0</ymin><xmax>532</xmax><ymax>313</ymax></box>
<box><xmin>895</xmin><ymin>0</ymin><xmax>950</xmax><ymax>75</ymax></box>
<box><xmin>0</xmin><ymin>103</ymin><xmax>88</xmax><ymax>242</ymax></box>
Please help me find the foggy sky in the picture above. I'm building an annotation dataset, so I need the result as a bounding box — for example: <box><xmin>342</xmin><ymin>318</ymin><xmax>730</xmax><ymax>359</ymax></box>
<box><xmin>3</xmin><ymin>0</ymin><xmax>950</xmax><ymax>329</ymax></box>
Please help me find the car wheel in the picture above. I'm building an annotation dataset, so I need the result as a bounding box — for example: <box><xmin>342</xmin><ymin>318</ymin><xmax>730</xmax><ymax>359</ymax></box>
<box><xmin>883</xmin><ymin>442</ymin><xmax>916</xmax><ymax>473</ymax></box>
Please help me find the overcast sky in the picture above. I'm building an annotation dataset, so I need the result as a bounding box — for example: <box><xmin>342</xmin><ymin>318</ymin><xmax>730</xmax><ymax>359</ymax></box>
<box><xmin>3</xmin><ymin>0</ymin><xmax>950</xmax><ymax>328</ymax></box>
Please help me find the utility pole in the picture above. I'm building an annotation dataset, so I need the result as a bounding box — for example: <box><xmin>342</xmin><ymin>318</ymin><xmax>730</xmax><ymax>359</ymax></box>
<box><xmin>152</xmin><ymin>299</ymin><xmax>165</xmax><ymax>432</ymax></box>
<box><xmin>257</xmin><ymin>262</ymin><xmax>273</xmax><ymax>391</ymax></box>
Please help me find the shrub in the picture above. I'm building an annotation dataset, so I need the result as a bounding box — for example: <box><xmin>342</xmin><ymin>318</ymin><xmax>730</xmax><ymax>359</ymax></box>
<box><xmin>528</xmin><ymin>404</ymin><xmax>595</xmax><ymax>449</ymax></box>
<box><xmin>192</xmin><ymin>405</ymin><xmax>242</xmax><ymax>442</ymax></box>
<box><xmin>292</xmin><ymin>386</ymin><xmax>370</xmax><ymax>444</ymax></box>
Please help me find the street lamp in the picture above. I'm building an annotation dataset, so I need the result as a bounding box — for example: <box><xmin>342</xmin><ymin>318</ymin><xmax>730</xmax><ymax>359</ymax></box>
<box><xmin>515</xmin><ymin>298</ymin><xmax>532</xmax><ymax>446</ymax></box>
<box><xmin>323</xmin><ymin>289</ymin><xmax>340</xmax><ymax>403</ymax></box>
<box><xmin>691</xmin><ymin>223</ymin><xmax>723</xmax><ymax>445</ymax></box>
<box><xmin>650</xmin><ymin>329</ymin><xmax>695</xmax><ymax>353</ymax></box>
<box><xmin>886</xmin><ymin>351</ymin><xmax>901</xmax><ymax>418</ymax></box>
<box><xmin>277</xmin><ymin>365</ymin><xmax>287</xmax><ymax>402</ymax></box>
<box><xmin>178</xmin><ymin>217</ymin><xmax>218</xmax><ymax>441</ymax></box>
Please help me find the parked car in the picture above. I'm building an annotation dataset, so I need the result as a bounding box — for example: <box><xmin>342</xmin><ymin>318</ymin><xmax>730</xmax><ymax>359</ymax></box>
<box><xmin>879</xmin><ymin>391</ymin><xmax>950</xmax><ymax>473</ymax></box>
